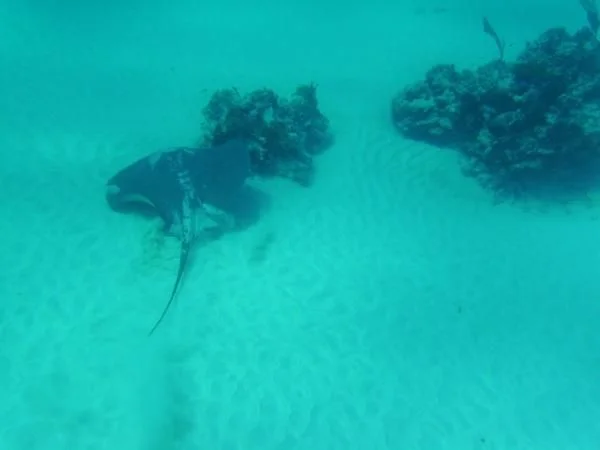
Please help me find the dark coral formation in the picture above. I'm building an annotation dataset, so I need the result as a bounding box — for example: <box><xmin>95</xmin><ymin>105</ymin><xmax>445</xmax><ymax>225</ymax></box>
<box><xmin>200</xmin><ymin>84</ymin><xmax>333</xmax><ymax>186</ymax></box>
<box><xmin>391</xmin><ymin>27</ymin><xmax>600</xmax><ymax>199</ymax></box>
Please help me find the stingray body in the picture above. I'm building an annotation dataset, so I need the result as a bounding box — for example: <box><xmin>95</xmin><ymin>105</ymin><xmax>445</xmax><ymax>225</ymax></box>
<box><xmin>106</xmin><ymin>139</ymin><xmax>251</xmax><ymax>334</ymax></box>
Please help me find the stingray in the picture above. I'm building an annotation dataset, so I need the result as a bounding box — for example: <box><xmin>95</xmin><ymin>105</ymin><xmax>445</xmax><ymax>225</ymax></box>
<box><xmin>106</xmin><ymin>139</ymin><xmax>251</xmax><ymax>335</ymax></box>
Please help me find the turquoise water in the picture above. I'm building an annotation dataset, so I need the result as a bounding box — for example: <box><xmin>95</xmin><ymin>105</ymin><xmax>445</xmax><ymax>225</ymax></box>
<box><xmin>1</xmin><ymin>2</ymin><xmax>599</xmax><ymax>449</ymax></box>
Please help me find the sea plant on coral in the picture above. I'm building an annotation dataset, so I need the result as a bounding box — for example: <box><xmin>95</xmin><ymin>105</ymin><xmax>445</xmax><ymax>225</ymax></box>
<box><xmin>391</xmin><ymin>27</ymin><xmax>600</xmax><ymax>200</ymax></box>
<box><xmin>200</xmin><ymin>83</ymin><xmax>333</xmax><ymax>186</ymax></box>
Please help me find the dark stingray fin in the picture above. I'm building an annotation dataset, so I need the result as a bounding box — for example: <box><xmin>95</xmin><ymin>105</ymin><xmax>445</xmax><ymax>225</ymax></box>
<box><xmin>148</xmin><ymin>241</ymin><xmax>190</xmax><ymax>336</ymax></box>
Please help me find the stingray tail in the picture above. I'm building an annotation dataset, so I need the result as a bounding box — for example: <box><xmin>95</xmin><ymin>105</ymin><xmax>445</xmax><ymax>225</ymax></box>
<box><xmin>148</xmin><ymin>241</ymin><xmax>191</xmax><ymax>335</ymax></box>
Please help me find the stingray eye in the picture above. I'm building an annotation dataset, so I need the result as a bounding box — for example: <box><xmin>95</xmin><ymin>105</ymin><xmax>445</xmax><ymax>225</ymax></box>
<box><xmin>106</xmin><ymin>184</ymin><xmax>120</xmax><ymax>196</ymax></box>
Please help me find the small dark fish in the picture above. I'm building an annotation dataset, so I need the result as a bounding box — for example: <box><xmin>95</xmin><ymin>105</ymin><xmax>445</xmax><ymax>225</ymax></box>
<box><xmin>482</xmin><ymin>16</ymin><xmax>505</xmax><ymax>61</ymax></box>
<box><xmin>249</xmin><ymin>231</ymin><xmax>276</xmax><ymax>264</ymax></box>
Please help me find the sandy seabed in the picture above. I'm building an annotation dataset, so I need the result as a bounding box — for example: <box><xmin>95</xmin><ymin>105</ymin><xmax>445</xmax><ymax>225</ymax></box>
<box><xmin>0</xmin><ymin>1</ymin><xmax>599</xmax><ymax>449</ymax></box>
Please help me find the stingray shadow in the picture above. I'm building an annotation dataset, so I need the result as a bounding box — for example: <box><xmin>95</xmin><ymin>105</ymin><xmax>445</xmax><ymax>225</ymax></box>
<box><xmin>218</xmin><ymin>183</ymin><xmax>272</xmax><ymax>232</ymax></box>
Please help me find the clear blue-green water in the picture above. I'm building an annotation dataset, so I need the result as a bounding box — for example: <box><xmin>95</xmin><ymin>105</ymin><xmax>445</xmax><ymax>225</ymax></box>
<box><xmin>1</xmin><ymin>2</ymin><xmax>599</xmax><ymax>449</ymax></box>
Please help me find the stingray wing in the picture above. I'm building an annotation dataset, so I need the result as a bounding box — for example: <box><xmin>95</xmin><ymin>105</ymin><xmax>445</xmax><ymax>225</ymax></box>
<box><xmin>105</xmin><ymin>148</ymin><xmax>193</xmax><ymax>227</ymax></box>
<box><xmin>105</xmin><ymin>140</ymin><xmax>250</xmax><ymax>229</ymax></box>
<box><xmin>190</xmin><ymin>139</ymin><xmax>252</xmax><ymax>210</ymax></box>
